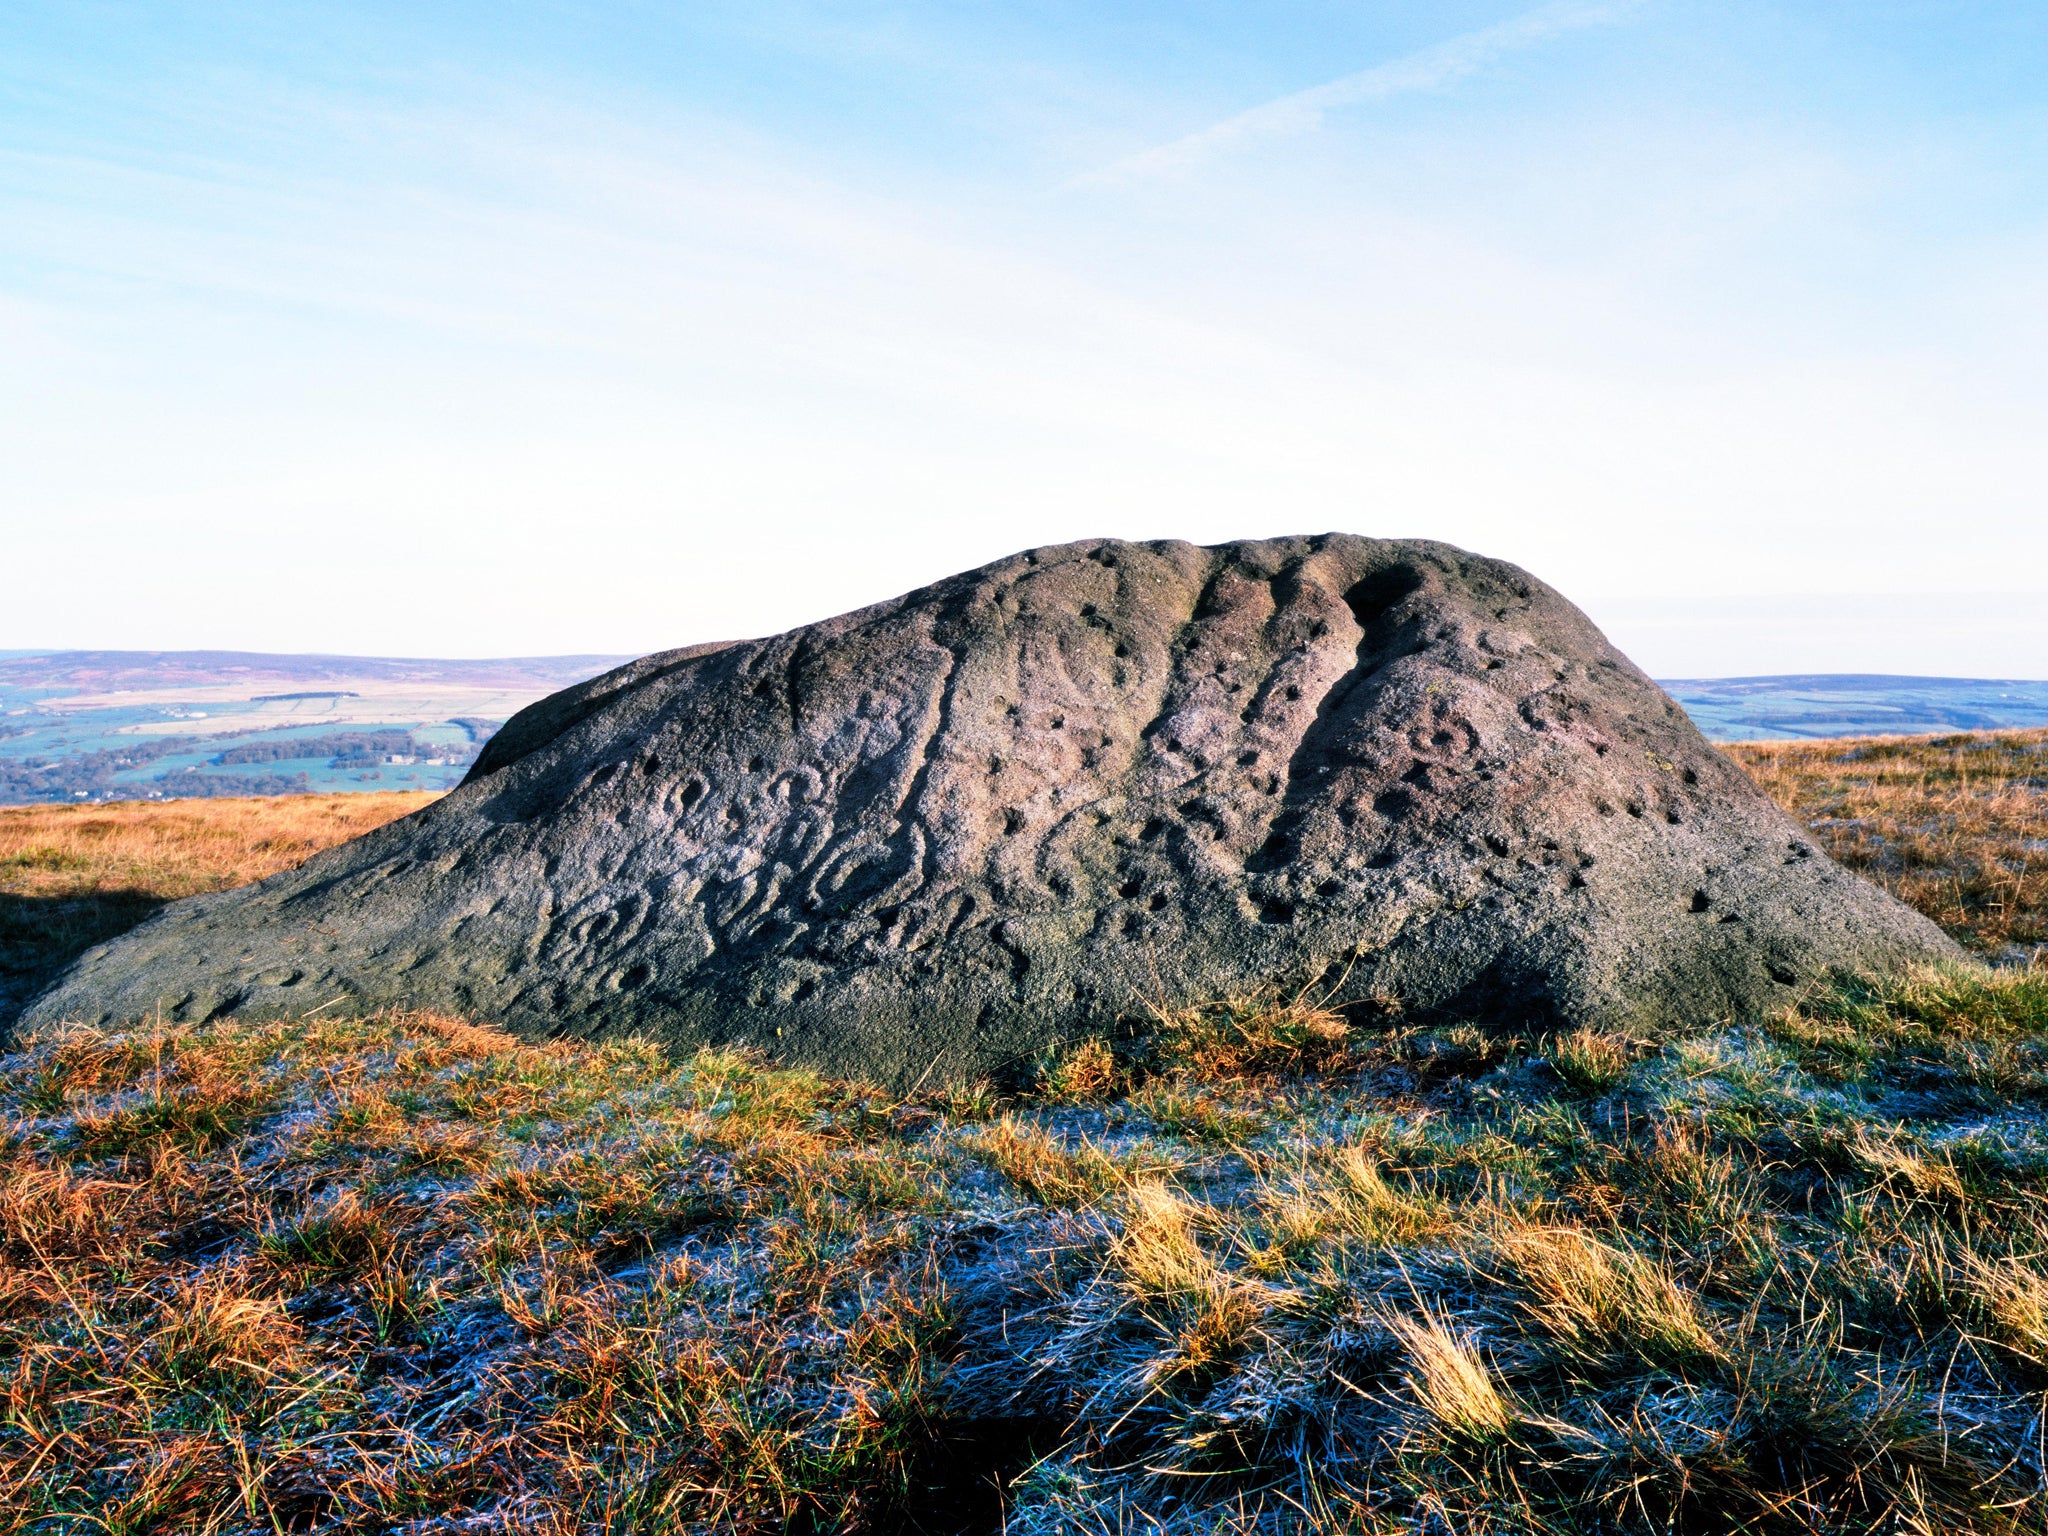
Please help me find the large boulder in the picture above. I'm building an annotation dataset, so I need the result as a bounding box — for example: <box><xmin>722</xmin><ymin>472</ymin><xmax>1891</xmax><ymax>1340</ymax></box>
<box><xmin>20</xmin><ymin>536</ymin><xmax>1958</xmax><ymax>1083</ymax></box>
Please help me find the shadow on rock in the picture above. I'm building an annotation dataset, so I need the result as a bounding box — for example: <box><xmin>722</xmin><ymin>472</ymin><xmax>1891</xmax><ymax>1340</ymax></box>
<box><xmin>0</xmin><ymin>890</ymin><xmax>167</xmax><ymax>1039</ymax></box>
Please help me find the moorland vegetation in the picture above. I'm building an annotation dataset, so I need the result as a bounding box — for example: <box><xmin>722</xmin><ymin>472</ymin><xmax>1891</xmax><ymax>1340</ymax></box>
<box><xmin>1726</xmin><ymin>730</ymin><xmax>2047</xmax><ymax>957</ymax></box>
<box><xmin>0</xmin><ymin>731</ymin><xmax>2044</xmax><ymax>1533</ymax></box>
<box><xmin>0</xmin><ymin>794</ymin><xmax>435</xmax><ymax>1025</ymax></box>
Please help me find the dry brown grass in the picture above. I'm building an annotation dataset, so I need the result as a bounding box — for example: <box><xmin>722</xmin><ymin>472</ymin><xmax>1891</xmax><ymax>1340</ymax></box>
<box><xmin>1727</xmin><ymin>728</ymin><xmax>2048</xmax><ymax>954</ymax></box>
<box><xmin>0</xmin><ymin>791</ymin><xmax>436</xmax><ymax>901</ymax></box>
<box><xmin>1033</xmin><ymin>983</ymin><xmax>1355</xmax><ymax>1106</ymax></box>
<box><xmin>1384</xmin><ymin>1304</ymin><xmax>1515</xmax><ymax>1444</ymax></box>
<box><xmin>0</xmin><ymin>1011</ymin><xmax>976</xmax><ymax>1533</ymax></box>
<box><xmin>1149</xmin><ymin>988</ymin><xmax>1352</xmax><ymax>1081</ymax></box>
<box><xmin>1114</xmin><ymin>1182</ymin><xmax>1279</xmax><ymax>1382</ymax></box>
<box><xmin>1</xmin><ymin>792</ymin><xmax>434</xmax><ymax>1029</ymax></box>
<box><xmin>969</xmin><ymin>1116</ymin><xmax>1132</xmax><ymax>1206</ymax></box>
<box><xmin>1497</xmin><ymin>1224</ymin><xmax>1723</xmax><ymax>1366</ymax></box>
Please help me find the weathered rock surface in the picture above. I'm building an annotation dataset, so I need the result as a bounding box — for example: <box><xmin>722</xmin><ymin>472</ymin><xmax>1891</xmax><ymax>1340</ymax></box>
<box><xmin>21</xmin><ymin>536</ymin><xmax>1960</xmax><ymax>1083</ymax></box>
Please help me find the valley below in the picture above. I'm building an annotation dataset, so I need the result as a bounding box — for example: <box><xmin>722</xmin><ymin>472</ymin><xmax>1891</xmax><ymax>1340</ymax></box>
<box><xmin>7</xmin><ymin>651</ymin><xmax>2047</xmax><ymax>809</ymax></box>
<box><xmin>0</xmin><ymin>651</ymin><xmax>631</xmax><ymax>806</ymax></box>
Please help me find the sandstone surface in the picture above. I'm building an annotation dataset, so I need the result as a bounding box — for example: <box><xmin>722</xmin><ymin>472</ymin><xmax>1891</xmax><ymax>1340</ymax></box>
<box><xmin>21</xmin><ymin>536</ymin><xmax>1961</xmax><ymax>1083</ymax></box>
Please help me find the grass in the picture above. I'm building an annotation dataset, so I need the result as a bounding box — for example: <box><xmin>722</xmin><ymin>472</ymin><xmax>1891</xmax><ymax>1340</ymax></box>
<box><xmin>0</xmin><ymin>792</ymin><xmax>439</xmax><ymax>901</ymax></box>
<box><xmin>0</xmin><ymin>793</ymin><xmax>435</xmax><ymax>1027</ymax></box>
<box><xmin>1729</xmin><ymin>727</ymin><xmax>2048</xmax><ymax>957</ymax></box>
<box><xmin>1382</xmin><ymin>1304</ymin><xmax>1514</xmax><ymax>1445</ymax></box>
<box><xmin>4</xmin><ymin>970</ymin><xmax>2046</xmax><ymax>1531</ymax></box>
<box><xmin>0</xmin><ymin>745</ymin><xmax>2044</xmax><ymax>1530</ymax></box>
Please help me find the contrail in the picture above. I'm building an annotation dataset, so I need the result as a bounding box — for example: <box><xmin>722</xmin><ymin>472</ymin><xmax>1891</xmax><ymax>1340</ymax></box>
<box><xmin>1078</xmin><ymin>0</ymin><xmax>1645</xmax><ymax>184</ymax></box>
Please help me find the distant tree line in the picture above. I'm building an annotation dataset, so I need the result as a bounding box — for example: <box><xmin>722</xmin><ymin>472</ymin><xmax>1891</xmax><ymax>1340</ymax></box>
<box><xmin>215</xmin><ymin>731</ymin><xmax>420</xmax><ymax>766</ymax></box>
<box><xmin>0</xmin><ymin>737</ymin><xmax>203</xmax><ymax>803</ymax></box>
<box><xmin>142</xmin><ymin>769</ymin><xmax>317</xmax><ymax>798</ymax></box>
<box><xmin>1</xmin><ymin>718</ymin><xmax>501</xmax><ymax>805</ymax></box>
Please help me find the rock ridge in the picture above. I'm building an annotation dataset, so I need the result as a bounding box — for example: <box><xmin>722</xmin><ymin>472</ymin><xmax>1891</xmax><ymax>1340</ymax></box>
<box><xmin>20</xmin><ymin>535</ymin><xmax>1960</xmax><ymax>1084</ymax></box>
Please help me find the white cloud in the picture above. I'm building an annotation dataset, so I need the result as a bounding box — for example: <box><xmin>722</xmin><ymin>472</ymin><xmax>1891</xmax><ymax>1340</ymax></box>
<box><xmin>1080</xmin><ymin>0</ymin><xmax>1647</xmax><ymax>184</ymax></box>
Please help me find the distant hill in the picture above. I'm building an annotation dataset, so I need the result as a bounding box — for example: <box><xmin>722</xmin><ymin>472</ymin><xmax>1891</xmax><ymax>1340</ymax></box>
<box><xmin>0</xmin><ymin>650</ymin><xmax>629</xmax><ymax>694</ymax></box>
<box><xmin>0</xmin><ymin>650</ymin><xmax>633</xmax><ymax>804</ymax></box>
<box><xmin>1663</xmin><ymin>674</ymin><xmax>2048</xmax><ymax>741</ymax></box>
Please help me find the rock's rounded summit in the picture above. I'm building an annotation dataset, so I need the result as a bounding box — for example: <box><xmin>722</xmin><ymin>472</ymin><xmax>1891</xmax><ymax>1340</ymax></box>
<box><xmin>21</xmin><ymin>536</ymin><xmax>1958</xmax><ymax>1082</ymax></box>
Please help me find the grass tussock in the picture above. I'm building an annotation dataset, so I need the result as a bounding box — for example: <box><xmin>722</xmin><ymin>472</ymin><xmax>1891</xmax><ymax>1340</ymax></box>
<box><xmin>969</xmin><ymin>1116</ymin><xmax>1132</xmax><ymax>1206</ymax></box>
<box><xmin>1033</xmin><ymin>980</ymin><xmax>1355</xmax><ymax>1105</ymax></box>
<box><xmin>1148</xmin><ymin>988</ymin><xmax>1354</xmax><ymax>1082</ymax></box>
<box><xmin>1384</xmin><ymin>1304</ymin><xmax>1516</xmax><ymax>1444</ymax></box>
<box><xmin>1956</xmin><ymin>1250</ymin><xmax>2048</xmax><ymax>1367</ymax></box>
<box><xmin>1497</xmin><ymin>1224</ymin><xmax>1722</xmax><ymax>1366</ymax></box>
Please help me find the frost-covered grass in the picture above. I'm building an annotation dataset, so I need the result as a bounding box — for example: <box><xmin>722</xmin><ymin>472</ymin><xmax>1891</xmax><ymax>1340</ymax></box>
<box><xmin>6</xmin><ymin>965</ymin><xmax>2048</xmax><ymax>1533</ymax></box>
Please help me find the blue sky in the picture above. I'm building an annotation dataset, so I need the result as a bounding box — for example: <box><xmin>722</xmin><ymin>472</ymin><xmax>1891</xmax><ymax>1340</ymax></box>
<box><xmin>3</xmin><ymin>2</ymin><xmax>2045</xmax><ymax>672</ymax></box>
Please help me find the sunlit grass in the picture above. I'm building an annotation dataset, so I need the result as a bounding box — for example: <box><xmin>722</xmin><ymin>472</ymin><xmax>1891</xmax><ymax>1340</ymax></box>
<box><xmin>0</xmin><ymin>791</ymin><xmax>437</xmax><ymax>901</ymax></box>
<box><xmin>1729</xmin><ymin>726</ymin><xmax>2048</xmax><ymax>953</ymax></box>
